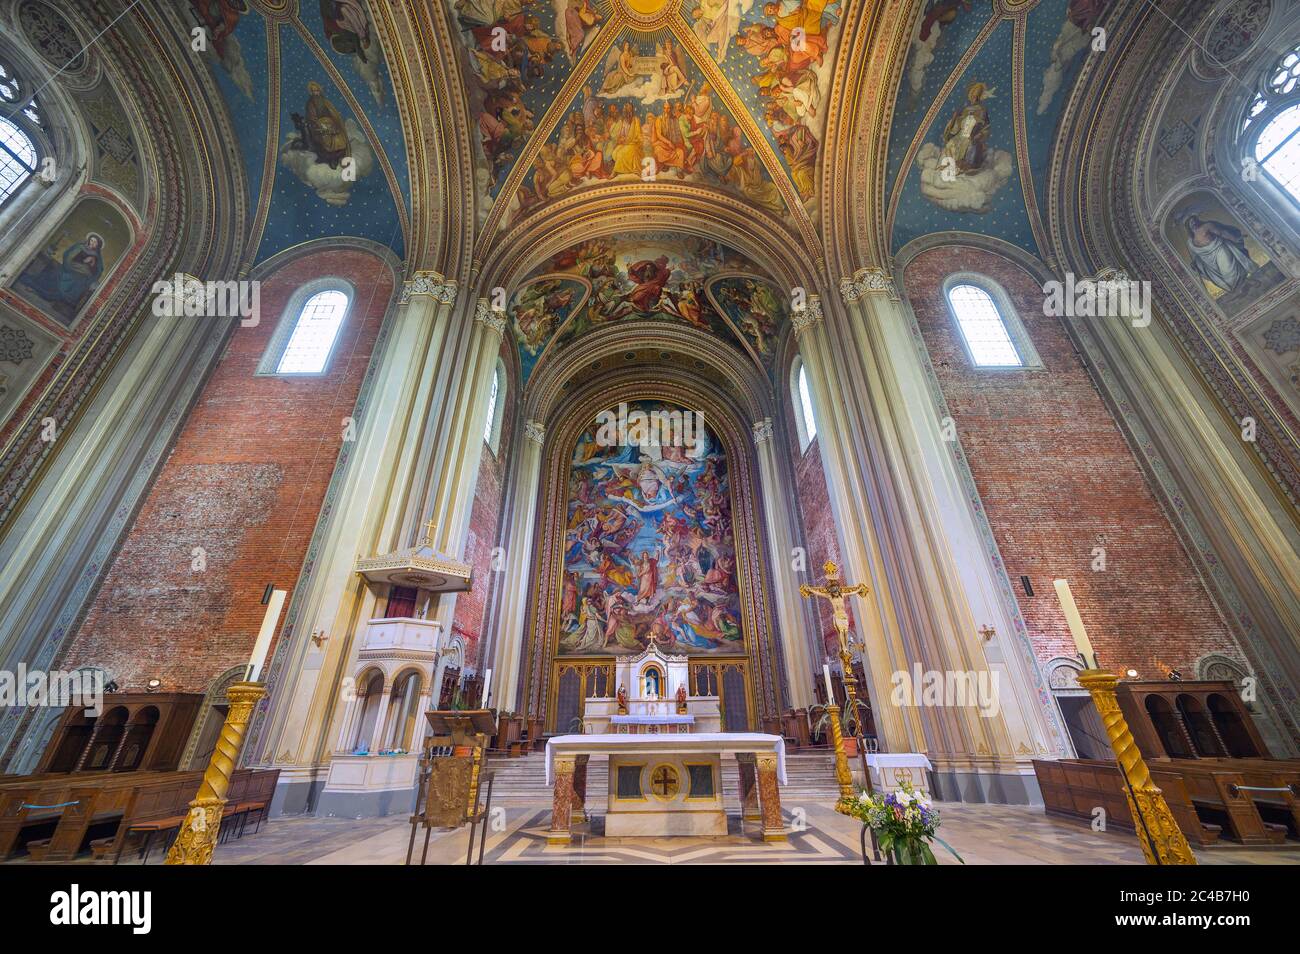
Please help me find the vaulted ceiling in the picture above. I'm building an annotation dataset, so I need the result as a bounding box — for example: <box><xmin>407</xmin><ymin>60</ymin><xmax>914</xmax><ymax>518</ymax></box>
<box><xmin>444</xmin><ymin>0</ymin><xmax>842</xmax><ymax>255</ymax></box>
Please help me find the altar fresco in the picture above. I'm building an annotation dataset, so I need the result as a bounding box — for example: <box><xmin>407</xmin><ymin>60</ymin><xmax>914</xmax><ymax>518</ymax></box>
<box><xmin>559</xmin><ymin>400</ymin><xmax>743</xmax><ymax>656</ymax></box>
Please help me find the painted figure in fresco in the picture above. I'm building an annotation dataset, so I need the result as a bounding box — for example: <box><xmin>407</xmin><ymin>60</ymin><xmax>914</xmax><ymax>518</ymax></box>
<box><xmin>919</xmin><ymin>0</ymin><xmax>970</xmax><ymax>42</ymax></box>
<box><xmin>561</xmin><ymin>0</ymin><xmax>602</xmax><ymax>62</ymax></box>
<box><xmin>601</xmin><ymin>41</ymin><xmax>639</xmax><ymax>95</ymax></box>
<box><xmin>189</xmin><ymin>0</ymin><xmax>247</xmax><ymax>59</ymax></box>
<box><xmin>19</xmin><ymin>232</ymin><xmax>104</xmax><ymax>313</ymax></box>
<box><xmin>942</xmin><ymin>82</ymin><xmax>992</xmax><ymax>174</ymax></box>
<box><xmin>320</xmin><ymin>0</ymin><xmax>372</xmax><ymax>61</ymax></box>
<box><xmin>1182</xmin><ymin>214</ymin><xmax>1259</xmax><ymax>294</ymax></box>
<box><xmin>626</xmin><ymin>257</ymin><xmax>673</xmax><ymax>312</ymax></box>
<box><xmin>290</xmin><ymin>82</ymin><xmax>351</xmax><ymax>168</ymax></box>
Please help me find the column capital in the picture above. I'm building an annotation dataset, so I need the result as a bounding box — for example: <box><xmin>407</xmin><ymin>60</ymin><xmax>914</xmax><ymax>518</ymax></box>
<box><xmin>524</xmin><ymin>420</ymin><xmax>545</xmax><ymax>444</ymax></box>
<box><xmin>839</xmin><ymin>267</ymin><xmax>898</xmax><ymax>303</ymax></box>
<box><xmin>791</xmin><ymin>294</ymin><xmax>823</xmax><ymax>339</ymax></box>
<box><xmin>752</xmin><ymin>417</ymin><xmax>774</xmax><ymax>445</ymax></box>
<box><xmin>475</xmin><ymin>297</ymin><xmax>508</xmax><ymax>337</ymax></box>
<box><xmin>400</xmin><ymin>270</ymin><xmax>458</xmax><ymax>305</ymax></box>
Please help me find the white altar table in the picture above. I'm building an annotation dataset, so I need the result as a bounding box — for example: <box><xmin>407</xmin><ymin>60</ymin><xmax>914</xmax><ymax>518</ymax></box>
<box><xmin>544</xmin><ymin>733</ymin><xmax>788</xmax><ymax>844</ymax></box>
<box><xmin>865</xmin><ymin>753</ymin><xmax>934</xmax><ymax>792</ymax></box>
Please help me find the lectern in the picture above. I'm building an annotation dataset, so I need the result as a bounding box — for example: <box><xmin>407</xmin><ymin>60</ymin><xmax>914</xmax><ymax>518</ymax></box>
<box><xmin>406</xmin><ymin>709</ymin><xmax>497</xmax><ymax>865</ymax></box>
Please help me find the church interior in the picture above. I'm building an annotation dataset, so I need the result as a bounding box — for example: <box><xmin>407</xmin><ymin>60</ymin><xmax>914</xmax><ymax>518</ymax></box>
<box><xmin>0</xmin><ymin>0</ymin><xmax>1298</xmax><ymax>876</ymax></box>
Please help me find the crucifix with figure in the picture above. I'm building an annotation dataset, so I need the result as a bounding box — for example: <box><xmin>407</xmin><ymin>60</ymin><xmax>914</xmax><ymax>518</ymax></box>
<box><xmin>800</xmin><ymin>561</ymin><xmax>877</xmax><ymax>817</ymax></box>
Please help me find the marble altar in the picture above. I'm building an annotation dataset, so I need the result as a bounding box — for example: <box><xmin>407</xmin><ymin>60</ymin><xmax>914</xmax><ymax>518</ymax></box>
<box><xmin>545</xmin><ymin>733</ymin><xmax>788</xmax><ymax>844</ymax></box>
<box><xmin>581</xmin><ymin>644</ymin><xmax>721</xmax><ymax>733</ymax></box>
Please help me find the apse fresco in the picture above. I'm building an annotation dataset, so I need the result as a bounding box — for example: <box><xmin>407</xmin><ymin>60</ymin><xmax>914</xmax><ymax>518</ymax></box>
<box><xmin>12</xmin><ymin>198</ymin><xmax>131</xmax><ymax>327</ymax></box>
<box><xmin>513</xmin><ymin>34</ymin><xmax>787</xmax><ymax>221</ymax></box>
<box><xmin>559</xmin><ymin>401</ymin><xmax>743</xmax><ymax>656</ymax></box>
<box><xmin>1162</xmin><ymin>192</ymin><xmax>1285</xmax><ymax>313</ymax></box>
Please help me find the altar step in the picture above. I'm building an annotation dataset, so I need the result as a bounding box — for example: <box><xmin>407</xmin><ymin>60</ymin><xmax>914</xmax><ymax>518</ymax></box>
<box><xmin>484</xmin><ymin>750</ymin><xmax>845</xmax><ymax>801</ymax></box>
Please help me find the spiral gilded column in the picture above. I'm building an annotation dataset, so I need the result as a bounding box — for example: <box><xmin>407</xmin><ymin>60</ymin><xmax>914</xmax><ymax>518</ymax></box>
<box><xmin>165</xmin><ymin>682</ymin><xmax>267</xmax><ymax>865</ymax></box>
<box><xmin>1076</xmin><ymin>670</ymin><xmax>1197</xmax><ymax>865</ymax></box>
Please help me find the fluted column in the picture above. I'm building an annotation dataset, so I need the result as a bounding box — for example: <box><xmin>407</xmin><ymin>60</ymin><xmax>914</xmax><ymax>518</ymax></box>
<box><xmin>752</xmin><ymin>417</ymin><xmax>815</xmax><ymax>707</ymax></box>
<box><xmin>791</xmin><ymin>293</ymin><xmax>925</xmax><ymax>753</ymax></box>
<box><xmin>491</xmin><ymin>420</ymin><xmax>546</xmax><ymax>712</ymax></box>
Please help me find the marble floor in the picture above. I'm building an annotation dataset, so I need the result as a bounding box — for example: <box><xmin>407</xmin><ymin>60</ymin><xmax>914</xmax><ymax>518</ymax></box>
<box><xmin>125</xmin><ymin>801</ymin><xmax>1300</xmax><ymax>865</ymax></box>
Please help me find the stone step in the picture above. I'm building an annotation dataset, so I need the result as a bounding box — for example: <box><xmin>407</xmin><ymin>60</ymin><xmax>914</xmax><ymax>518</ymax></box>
<box><xmin>482</xmin><ymin>751</ymin><xmax>845</xmax><ymax>800</ymax></box>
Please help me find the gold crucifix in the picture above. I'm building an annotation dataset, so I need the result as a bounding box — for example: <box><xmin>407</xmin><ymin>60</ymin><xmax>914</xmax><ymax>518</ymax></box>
<box><xmin>799</xmin><ymin>561</ymin><xmax>870</xmax><ymax>657</ymax></box>
<box><xmin>421</xmin><ymin>518</ymin><xmax>437</xmax><ymax>546</ymax></box>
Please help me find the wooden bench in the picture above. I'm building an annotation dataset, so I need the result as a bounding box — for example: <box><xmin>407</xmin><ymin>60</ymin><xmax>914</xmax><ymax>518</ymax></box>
<box><xmin>1155</xmin><ymin>761</ymin><xmax>1291</xmax><ymax>845</ymax></box>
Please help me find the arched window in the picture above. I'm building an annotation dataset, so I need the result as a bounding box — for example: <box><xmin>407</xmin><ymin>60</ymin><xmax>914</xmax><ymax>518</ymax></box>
<box><xmin>791</xmin><ymin>357</ymin><xmax>817</xmax><ymax>450</ymax></box>
<box><xmin>0</xmin><ymin>57</ymin><xmax>46</xmax><ymax>207</ymax></box>
<box><xmin>259</xmin><ymin>280</ymin><xmax>354</xmax><ymax>376</ymax></box>
<box><xmin>483</xmin><ymin>358</ymin><xmax>506</xmax><ymax>452</ymax></box>
<box><xmin>1243</xmin><ymin>43</ymin><xmax>1300</xmax><ymax>204</ymax></box>
<box><xmin>278</xmin><ymin>289</ymin><xmax>350</xmax><ymax>373</ymax></box>
<box><xmin>942</xmin><ymin>275</ymin><xmax>1040</xmax><ymax>369</ymax></box>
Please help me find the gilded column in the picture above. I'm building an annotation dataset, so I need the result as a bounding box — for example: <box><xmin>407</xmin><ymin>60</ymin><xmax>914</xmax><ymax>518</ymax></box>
<box><xmin>755</xmin><ymin>752</ymin><xmax>787</xmax><ymax>842</ymax></box>
<box><xmin>491</xmin><ymin>420</ymin><xmax>546</xmax><ymax>712</ymax></box>
<box><xmin>548</xmin><ymin>755</ymin><xmax>576</xmax><ymax>845</ymax></box>
<box><xmin>752</xmin><ymin>417</ymin><xmax>815</xmax><ymax>707</ymax></box>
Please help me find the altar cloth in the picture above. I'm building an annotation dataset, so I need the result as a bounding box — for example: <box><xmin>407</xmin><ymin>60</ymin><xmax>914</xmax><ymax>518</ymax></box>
<box><xmin>864</xmin><ymin>753</ymin><xmax>933</xmax><ymax>789</ymax></box>
<box><xmin>609</xmin><ymin>714</ymin><xmax>695</xmax><ymax>725</ymax></box>
<box><xmin>545</xmin><ymin>733</ymin><xmax>787</xmax><ymax>785</ymax></box>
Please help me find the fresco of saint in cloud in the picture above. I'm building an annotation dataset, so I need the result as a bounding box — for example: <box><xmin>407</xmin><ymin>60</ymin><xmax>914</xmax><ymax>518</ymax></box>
<box><xmin>559</xmin><ymin>401</ymin><xmax>744</xmax><ymax>656</ymax></box>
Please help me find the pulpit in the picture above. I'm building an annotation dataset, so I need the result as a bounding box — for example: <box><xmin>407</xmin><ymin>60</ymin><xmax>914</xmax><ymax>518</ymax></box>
<box><xmin>581</xmin><ymin>644</ymin><xmax>721</xmax><ymax>734</ymax></box>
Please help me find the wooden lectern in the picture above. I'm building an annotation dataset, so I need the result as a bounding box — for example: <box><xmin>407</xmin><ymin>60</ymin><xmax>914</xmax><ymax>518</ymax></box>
<box><xmin>406</xmin><ymin>709</ymin><xmax>497</xmax><ymax>865</ymax></box>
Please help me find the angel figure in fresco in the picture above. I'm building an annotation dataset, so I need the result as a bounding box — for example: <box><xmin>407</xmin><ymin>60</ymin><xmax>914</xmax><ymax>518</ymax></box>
<box><xmin>600</xmin><ymin>41</ymin><xmax>639</xmax><ymax>95</ymax></box>
<box><xmin>656</xmin><ymin>42</ymin><xmax>688</xmax><ymax>98</ymax></box>
<box><xmin>189</xmin><ymin>0</ymin><xmax>246</xmax><ymax>60</ymax></box>
<box><xmin>1181</xmin><ymin>213</ymin><xmax>1259</xmax><ymax>294</ymax></box>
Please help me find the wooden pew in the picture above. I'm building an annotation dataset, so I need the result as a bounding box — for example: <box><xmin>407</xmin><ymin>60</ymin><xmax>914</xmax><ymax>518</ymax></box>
<box><xmin>1151</xmin><ymin>762</ymin><xmax>1287</xmax><ymax>846</ymax></box>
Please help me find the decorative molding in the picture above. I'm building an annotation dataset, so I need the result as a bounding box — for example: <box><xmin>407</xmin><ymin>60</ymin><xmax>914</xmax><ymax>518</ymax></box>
<box><xmin>524</xmin><ymin>420</ymin><xmax>545</xmax><ymax>445</ymax></box>
<box><xmin>399</xmin><ymin>271</ymin><xmax>457</xmax><ymax>305</ymax></box>
<box><xmin>790</xmin><ymin>296</ymin><xmax>823</xmax><ymax>340</ymax></box>
<box><xmin>474</xmin><ymin>297</ymin><xmax>507</xmax><ymax>336</ymax></box>
<box><xmin>752</xmin><ymin>418</ymin><xmax>774</xmax><ymax>445</ymax></box>
<box><xmin>839</xmin><ymin>267</ymin><xmax>898</xmax><ymax>303</ymax></box>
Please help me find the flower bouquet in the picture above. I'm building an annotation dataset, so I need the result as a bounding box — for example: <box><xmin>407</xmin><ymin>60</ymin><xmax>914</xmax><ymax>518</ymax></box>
<box><xmin>839</xmin><ymin>781</ymin><xmax>963</xmax><ymax>865</ymax></box>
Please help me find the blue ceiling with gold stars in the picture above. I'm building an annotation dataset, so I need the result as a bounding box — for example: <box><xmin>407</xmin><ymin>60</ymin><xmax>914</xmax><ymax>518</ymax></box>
<box><xmin>190</xmin><ymin>1</ymin><xmax>410</xmax><ymax>263</ymax></box>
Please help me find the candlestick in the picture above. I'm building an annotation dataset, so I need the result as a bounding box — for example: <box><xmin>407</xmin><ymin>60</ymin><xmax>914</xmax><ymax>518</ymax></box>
<box><xmin>823</xmin><ymin>663</ymin><xmax>834</xmax><ymax>705</ymax></box>
<box><xmin>247</xmin><ymin>588</ymin><xmax>285</xmax><ymax>681</ymax></box>
<box><xmin>481</xmin><ymin>668</ymin><xmax>492</xmax><ymax>709</ymax></box>
<box><xmin>1053</xmin><ymin>579</ymin><xmax>1096</xmax><ymax>666</ymax></box>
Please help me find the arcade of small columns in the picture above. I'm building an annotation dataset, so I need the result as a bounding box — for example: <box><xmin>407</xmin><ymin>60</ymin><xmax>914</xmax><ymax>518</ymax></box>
<box><xmin>246</xmin><ymin>248</ymin><xmax>1064</xmax><ymax>803</ymax></box>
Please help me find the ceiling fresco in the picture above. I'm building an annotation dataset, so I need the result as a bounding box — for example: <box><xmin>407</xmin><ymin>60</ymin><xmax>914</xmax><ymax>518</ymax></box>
<box><xmin>886</xmin><ymin>0</ymin><xmax>1111</xmax><ymax>257</ymax></box>
<box><xmin>509</xmin><ymin>232</ymin><xmax>788</xmax><ymax>385</ymax></box>
<box><xmin>447</xmin><ymin>0</ymin><xmax>843</xmax><ymax>246</ymax></box>
<box><xmin>187</xmin><ymin>1</ymin><xmax>410</xmax><ymax>262</ymax></box>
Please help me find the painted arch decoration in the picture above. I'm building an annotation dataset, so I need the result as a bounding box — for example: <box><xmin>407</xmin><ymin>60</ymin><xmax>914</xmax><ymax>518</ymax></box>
<box><xmin>507</xmin><ymin>233</ymin><xmax>789</xmax><ymax>386</ymax></box>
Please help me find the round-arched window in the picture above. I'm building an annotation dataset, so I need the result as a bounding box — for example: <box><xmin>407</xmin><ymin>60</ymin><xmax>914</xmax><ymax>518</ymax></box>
<box><xmin>0</xmin><ymin>116</ymin><xmax>37</xmax><ymax>205</ymax></box>
<box><xmin>1244</xmin><ymin>43</ymin><xmax>1300</xmax><ymax>203</ymax></box>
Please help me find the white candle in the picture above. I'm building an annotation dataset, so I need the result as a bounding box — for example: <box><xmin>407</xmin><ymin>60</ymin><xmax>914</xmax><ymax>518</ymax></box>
<box><xmin>1053</xmin><ymin>579</ymin><xmax>1096</xmax><ymax>665</ymax></box>
<box><xmin>823</xmin><ymin>664</ymin><xmax>835</xmax><ymax>706</ymax></box>
<box><xmin>247</xmin><ymin>588</ymin><xmax>285</xmax><ymax>682</ymax></box>
<box><xmin>481</xmin><ymin>669</ymin><xmax>492</xmax><ymax>709</ymax></box>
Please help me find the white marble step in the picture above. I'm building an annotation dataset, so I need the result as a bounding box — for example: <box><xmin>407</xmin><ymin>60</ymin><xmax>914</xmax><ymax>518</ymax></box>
<box><xmin>482</xmin><ymin>751</ymin><xmax>844</xmax><ymax>799</ymax></box>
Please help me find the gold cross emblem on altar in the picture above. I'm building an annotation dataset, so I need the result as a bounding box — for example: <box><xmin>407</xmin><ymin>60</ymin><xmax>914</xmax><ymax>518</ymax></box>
<box><xmin>650</xmin><ymin>764</ymin><xmax>679</xmax><ymax>799</ymax></box>
<box><xmin>421</xmin><ymin>518</ymin><xmax>437</xmax><ymax>546</ymax></box>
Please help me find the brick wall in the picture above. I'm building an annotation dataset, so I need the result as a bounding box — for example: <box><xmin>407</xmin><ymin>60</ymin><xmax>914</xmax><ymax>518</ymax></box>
<box><xmin>61</xmin><ymin>247</ymin><xmax>393</xmax><ymax>692</ymax></box>
<box><xmin>903</xmin><ymin>245</ymin><xmax>1236</xmax><ymax>676</ymax></box>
